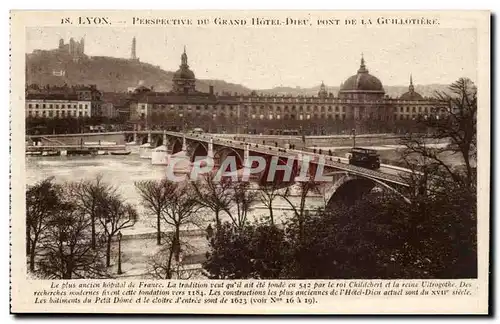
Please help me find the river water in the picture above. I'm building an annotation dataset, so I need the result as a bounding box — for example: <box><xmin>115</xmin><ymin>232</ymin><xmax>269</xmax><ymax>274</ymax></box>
<box><xmin>26</xmin><ymin>155</ymin><xmax>325</xmax><ymax>236</ymax></box>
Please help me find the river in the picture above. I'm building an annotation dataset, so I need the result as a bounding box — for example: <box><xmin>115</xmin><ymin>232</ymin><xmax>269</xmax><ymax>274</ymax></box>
<box><xmin>26</xmin><ymin>155</ymin><xmax>326</xmax><ymax>236</ymax></box>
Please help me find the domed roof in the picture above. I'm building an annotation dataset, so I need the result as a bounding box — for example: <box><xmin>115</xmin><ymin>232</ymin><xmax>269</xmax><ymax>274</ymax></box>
<box><xmin>400</xmin><ymin>74</ymin><xmax>424</xmax><ymax>100</ymax></box>
<box><xmin>400</xmin><ymin>91</ymin><xmax>424</xmax><ymax>101</ymax></box>
<box><xmin>173</xmin><ymin>47</ymin><xmax>195</xmax><ymax>80</ymax></box>
<box><xmin>173</xmin><ymin>67</ymin><xmax>195</xmax><ymax>80</ymax></box>
<box><xmin>340</xmin><ymin>55</ymin><xmax>384</xmax><ymax>93</ymax></box>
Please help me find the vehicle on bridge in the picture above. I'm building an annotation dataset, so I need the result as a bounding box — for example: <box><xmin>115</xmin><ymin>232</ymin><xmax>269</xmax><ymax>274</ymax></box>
<box><xmin>191</xmin><ymin>128</ymin><xmax>204</xmax><ymax>134</ymax></box>
<box><xmin>348</xmin><ymin>147</ymin><xmax>381</xmax><ymax>170</ymax></box>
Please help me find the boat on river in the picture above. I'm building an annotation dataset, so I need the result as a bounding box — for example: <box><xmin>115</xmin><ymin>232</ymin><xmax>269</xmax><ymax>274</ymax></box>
<box><xmin>110</xmin><ymin>151</ymin><xmax>131</xmax><ymax>156</ymax></box>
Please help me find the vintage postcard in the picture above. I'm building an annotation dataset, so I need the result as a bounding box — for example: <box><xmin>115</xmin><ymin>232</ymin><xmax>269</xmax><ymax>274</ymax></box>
<box><xmin>10</xmin><ymin>10</ymin><xmax>490</xmax><ymax>314</ymax></box>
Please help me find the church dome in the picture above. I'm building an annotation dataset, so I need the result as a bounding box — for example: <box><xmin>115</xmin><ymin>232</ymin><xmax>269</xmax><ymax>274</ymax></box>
<box><xmin>173</xmin><ymin>67</ymin><xmax>195</xmax><ymax>80</ymax></box>
<box><xmin>400</xmin><ymin>74</ymin><xmax>424</xmax><ymax>100</ymax></box>
<box><xmin>340</xmin><ymin>55</ymin><xmax>384</xmax><ymax>93</ymax></box>
<box><xmin>400</xmin><ymin>91</ymin><xmax>423</xmax><ymax>100</ymax></box>
<box><xmin>173</xmin><ymin>47</ymin><xmax>195</xmax><ymax>80</ymax></box>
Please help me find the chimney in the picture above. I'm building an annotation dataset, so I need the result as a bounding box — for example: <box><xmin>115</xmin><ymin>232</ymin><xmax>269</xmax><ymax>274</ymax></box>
<box><xmin>209</xmin><ymin>85</ymin><xmax>214</xmax><ymax>95</ymax></box>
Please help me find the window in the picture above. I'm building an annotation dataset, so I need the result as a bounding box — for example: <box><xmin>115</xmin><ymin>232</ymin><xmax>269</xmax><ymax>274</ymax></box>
<box><xmin>79</xmin><ymin>111</ymin><xmax>83</xmax><ymax>117</ymax></box>
<box><xmin>61</xmin><ymin>104</ymin><xmax>65</xmax><ymax>108</ymax></box>
<box><xmin>35</xmin><ymin>104</ymin><xmax>39</xmax><ymax>108</ymax></box>
<box><xmin>50</xmin><ymin>104</ymin><xmax>53</xmax><ymax>108</ymax></box>
<box><xmin>28</xmin><ymin>104</ymin><xmax>32</xmax><ymax>108</ymax></box>
<box><xmin>42</xmin><ymin>104</ymin><xmax>46</xmax><ymax>108</ymax></box>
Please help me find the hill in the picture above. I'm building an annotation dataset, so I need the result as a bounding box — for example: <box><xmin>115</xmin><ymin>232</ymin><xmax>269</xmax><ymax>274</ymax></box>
<box><xmin>26</xmin><ymin>50</ymin><xmax>252</xmax><ymax>94</ymax></box>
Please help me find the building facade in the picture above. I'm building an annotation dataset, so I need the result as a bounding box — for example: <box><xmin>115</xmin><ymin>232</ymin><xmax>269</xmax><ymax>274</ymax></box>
<box><xmin>129</xmin><ymin>49</ymin><xmax>447</xmax><ymax>134</ymax></box>
<box><xmin>25</xmin><ymin>85</ymin><xmax>102</xmax><ymax>118</ymax></box>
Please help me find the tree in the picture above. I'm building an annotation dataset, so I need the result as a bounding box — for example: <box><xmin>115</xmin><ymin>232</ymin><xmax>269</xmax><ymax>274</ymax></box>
<box><xmin>191</xmin><ymin>173</ymin><xmax>234</xmax><ymax>227</ymax></box>
<box><xmin>257</xmin><ymin>182</ymin><xmax>282</xmax><ymax>225</ymax></box>
<box><xmin>135</xmin><ymin>178</ymin><xmax>176</xmax><ymax>245</ymax></box>
<box><xmin>279</xmin><ymin>176</ymin><xmax>320</xmax><ymax>242</ymax></box>
<box><xmin>159</xmin><ymin>181</ymin><xmax>201</xmax><ymax>262</ymax></box>
<box><xmin>147</xmin><ymin>233</ymin><xmax>197</xmax><ymax>279</ymax></box>
<box><xmin>71</xmin><ymin>175</ymin><xmax>115</xmax><ymax>249</ymax></box>
<box><xmin>228</xmin><ymin>182</ymin><xmax>257</xmax><ymax>229</ymax></box>
<box><xmin>98</xmin><ymin>193</ymin><xmax>138</xmax><ymax>267</ymax></box>
<box><xmin>402</xmin><ymin>78</ymin><xmax>477</xmax><ymax>190</ymax></box>
<box><xmin>36</xmin><ymin>184</ymin><xmax>108</xmax><ymax>279</ymax></box>
<box><xmin>26</xmin><ymin>177</ymin><xmax>62</xmax><ymax>272</ymax></box>
<box><xmin>203</xmin><ymin>221</ymin><xmax>286</xmax><ymax>279</ymax></box>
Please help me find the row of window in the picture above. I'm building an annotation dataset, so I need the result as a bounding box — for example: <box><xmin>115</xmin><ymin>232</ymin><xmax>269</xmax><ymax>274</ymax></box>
<box><xmin>27</xmin><ymin>110</ymin><xmax>88</xmax><ymax>117</ymax></box>
<box><xmin>141</xmin><ymin>104</ymin><xmax>444</xmax><ymax>114</ymax></box>
<box><xmin>142</xmin><ymin>104</ymin><xmax>355</xmax><ymax>113</ymax></box>
<box><xmin>141</xmin><ymin>112</ymin><xmax>396</xmax><ymax>121</ymax></box>
<box><xmin>395</xmin><ymin>106</ymin><xmax>446</xmax><ymax>114</ymax></box>
<box><xmin>27</xmin><ymin>103</ymin><xmax>90</xmax><ymax>110</ymax></box>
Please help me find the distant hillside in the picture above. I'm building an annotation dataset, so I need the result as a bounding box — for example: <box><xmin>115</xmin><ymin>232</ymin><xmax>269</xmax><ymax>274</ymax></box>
<box><xmin>26</xmin><ymin>50</ymin><xmax>252</xmax><ymax>94</ymax></box>
<box><xmin>26</xmin><ymin>49</ymin><xmax>449</xmax><ymax>97</ymax></box>
<box><xmin>258</xmin><ymin>84</ymin><xmax>451</xmax><ymax>98</ymax></box>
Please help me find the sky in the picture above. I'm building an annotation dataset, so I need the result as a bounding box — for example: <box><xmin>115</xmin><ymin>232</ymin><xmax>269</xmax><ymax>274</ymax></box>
<box><xmin>26</xmin><ymin>26</ymin><xmax>477</xmax><ymax>89</ymax></box>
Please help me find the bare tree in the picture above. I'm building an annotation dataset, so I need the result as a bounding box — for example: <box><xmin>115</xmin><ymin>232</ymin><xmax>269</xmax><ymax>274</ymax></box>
<box><xmin>135</xmin><ymin>178</ymin><xmax>176</xmax><ymax>245</ymax></box>
<box><xmin>147</xmin><ymin>234</ymin><xmax>196</xmax><ymax>279</ymax></box>
<box><xmin>26</xmin><ymin>177</ymin><xmax>61</xmax><ymax>272</ymax></box>
<box><xmin>191</xmin><ymin>173</ymin><xmax>234</xmax><ymax>226</ymax></box>
<box><xmin>98</xmin><ymin>193</ymin><xmax>138</xmax><ymax>267</ymax></box>
<box><xmin>401</xmin><ymin>78</ymin><xmax>477</xmax><ymax>190</ymax></box>
<box><xmin>71</xmin><ymin>175</ymin><xmax>115</xmax><ymax>250</ymax></box>
<box><xmin>37</xmin><ymin>184</ymin><xmax>108</xmax><ymax>279</ymax></box>
<box><xmin>160</xmin><ymin>181</ymin><xmax>202</xmax><ymax>262</ymax></box>
<box><xmin>280</xmin><ymin>177</ymin><xmax>321</xmax><ymax>241</ymax></box>
<box><xmin>257</xmin><ymin>182</ymin><xmax>282</xmax><ymax>225</ymax></box>
<box><xmin>228</xmin><ymin>182</ymin><xmax>258</xmax><ymax>229</ymax></box>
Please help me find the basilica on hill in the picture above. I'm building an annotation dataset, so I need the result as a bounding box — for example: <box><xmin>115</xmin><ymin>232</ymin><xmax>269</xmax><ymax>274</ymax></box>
<box><xmin>129</xmin><ymin>48</ymin><xmax>447</xmax><ymax>134</ymax></box>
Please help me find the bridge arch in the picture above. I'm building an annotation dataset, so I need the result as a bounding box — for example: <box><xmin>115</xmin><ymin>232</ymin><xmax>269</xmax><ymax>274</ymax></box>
<box><xmin>325</xmin><ymin>174</ymin><xmax>411</xmax><ymax>207</ymax></box>
<box><xmin>190</xmin><ymin>142</ymin><xmax>209</xmax><ymax>162</ymax></box>
<box><xmin>214</xmin><ymin>147</ymin><xmax>244</xmax><ymax>170</ymax></box>
<box><xmin>170</xmin><ymin>138</ymin><xmax>183</xmax><ymax>155</ymax></box>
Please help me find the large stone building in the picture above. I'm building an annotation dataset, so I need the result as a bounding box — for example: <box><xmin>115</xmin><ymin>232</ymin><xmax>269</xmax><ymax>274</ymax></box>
<box><xmin>25</xmin><ymin>84</ymin><xmax>103</xmax><ymax>118</ymax></box>
<box><xmin>129</xmin><ymin>49</ymin><xmax>446</xmax><ymax>134</ymax></box>
<box><xmin>57</xmin><ymin>38</ymin><xmax>85</xmax><ymax>61</ymax></box>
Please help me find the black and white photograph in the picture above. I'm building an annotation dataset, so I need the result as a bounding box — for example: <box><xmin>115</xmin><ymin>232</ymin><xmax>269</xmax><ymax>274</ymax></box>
<box><xmin>10</xmin><ymin>10</ymin><xmax>490</xmax><ymax>314</ymax></box>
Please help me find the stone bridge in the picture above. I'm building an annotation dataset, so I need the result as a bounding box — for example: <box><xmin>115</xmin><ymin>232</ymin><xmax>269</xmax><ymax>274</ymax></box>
<box><xmin>37</xmin><ymin>130</ymin><xmax>413</xmax><ymax>206</ymax></box>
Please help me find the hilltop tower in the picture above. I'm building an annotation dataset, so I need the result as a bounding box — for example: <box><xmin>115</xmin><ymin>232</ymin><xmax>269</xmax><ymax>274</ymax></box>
<box><xmin>131</xmin><ymin>37</ymin><xmax>139</xmax><ymax>61</ymax></box>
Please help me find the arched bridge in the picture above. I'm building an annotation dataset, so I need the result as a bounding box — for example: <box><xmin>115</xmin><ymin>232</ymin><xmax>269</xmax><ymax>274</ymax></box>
<box><xmin>33</xmin><ymin>130</ymin><xmax>414</xmax><ymax>205</ymax></box>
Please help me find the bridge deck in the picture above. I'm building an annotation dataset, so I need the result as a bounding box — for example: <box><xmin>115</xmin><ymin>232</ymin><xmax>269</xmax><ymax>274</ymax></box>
<box><xmin>169</xmin><ymin>132</ymin><xmax>409</xmax><ymax>187</ymax></box>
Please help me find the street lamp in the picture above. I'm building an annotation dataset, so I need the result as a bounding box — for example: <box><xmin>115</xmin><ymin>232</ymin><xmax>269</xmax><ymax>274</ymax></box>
<box><xmin>117</xmin><ymin>231</ymin><xmax>123</xmax><ymax>275</ymax></box>
<box><xmin>351</xmin><ymin>128</ymin><xmax>356</xmax><ymax>148</ymax></box>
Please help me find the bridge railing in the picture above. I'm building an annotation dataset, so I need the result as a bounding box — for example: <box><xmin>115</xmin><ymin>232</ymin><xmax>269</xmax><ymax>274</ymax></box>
<box><xmin>173</xmin><ymin>132</ymin><xmax>410</xmax><ymax>187</ymax></box>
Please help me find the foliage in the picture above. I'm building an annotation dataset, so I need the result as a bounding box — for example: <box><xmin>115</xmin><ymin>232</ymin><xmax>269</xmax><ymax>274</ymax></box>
<box><xmin>203</xmin><ymin>222</ymin><xmax>286</xmax><ymax>279</ymax></box>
